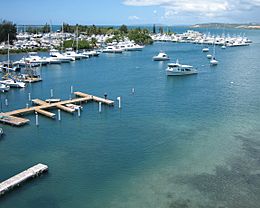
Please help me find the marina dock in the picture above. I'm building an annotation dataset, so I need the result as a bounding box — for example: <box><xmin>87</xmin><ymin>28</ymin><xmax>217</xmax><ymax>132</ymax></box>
<box><xmin>0</xmin><ymin>91</ymin><xmax>114</xmax><ymax>126</ymax></box>
<box><xmin>0</xmin><ymin>163</ymin><xmax>48</xmax><ymax>196</ymax></box>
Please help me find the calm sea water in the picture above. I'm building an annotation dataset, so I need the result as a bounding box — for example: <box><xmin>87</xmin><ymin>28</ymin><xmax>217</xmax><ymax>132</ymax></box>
<box><xmin>0</xmin><ymin>28</ymin><xmax>260</xmax><ymax>208</ymax></box>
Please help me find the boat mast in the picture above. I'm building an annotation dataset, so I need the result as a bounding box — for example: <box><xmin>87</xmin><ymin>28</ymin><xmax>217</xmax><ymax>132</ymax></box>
<box><xmin>61</xmin><ymin>23</ymin><xmax>64</xmax><ymax>52</ymax></box>
<box><xmin>76</xmin><ymin>26</ymin><xmax>79</xmax><ymax>53</ymax></box>
<box><xmin>7</xmin><ymin>33</ymin><xmax>10</xmax><ymax>74</ymax></box>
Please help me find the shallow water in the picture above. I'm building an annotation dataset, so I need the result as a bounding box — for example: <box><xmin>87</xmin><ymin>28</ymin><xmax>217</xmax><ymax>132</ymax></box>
<box><xmin>0</xmin><ymin>28</ymin><xmax>260</xmax><ymax>208</ymax></box>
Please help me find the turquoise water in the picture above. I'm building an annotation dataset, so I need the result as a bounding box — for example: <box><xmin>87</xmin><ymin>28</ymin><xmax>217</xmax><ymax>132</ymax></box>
<box><xmin>0</xmin><ymin>29</ymin><xmax>260</xmax><ymax>208</ymax></box>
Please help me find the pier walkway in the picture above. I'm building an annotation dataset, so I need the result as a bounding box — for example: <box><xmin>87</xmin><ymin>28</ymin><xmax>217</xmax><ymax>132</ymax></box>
<box><xmin>0</xmin><ymin>163</ymin><xmax>48</xmax><ymax>196</ymax></box>
<box><xmin>0</xmin><ymin>91</ymin><xmax>114</xmax><ymax>126</ymax></box>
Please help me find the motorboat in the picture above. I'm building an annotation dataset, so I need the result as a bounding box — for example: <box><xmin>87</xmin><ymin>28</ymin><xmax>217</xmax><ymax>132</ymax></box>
<box><xmin>125</xmin><ymin>43</ymin><xmax>144</xmax><ymax>51</ymax></box>
<box><xmin>65</xmin><ymin>104</ymin><xmax>83</xmax><ymax>111</ymax></box>
<box><xmin>166</xmin><ymin>60</ymin><xmax>198</xmax><ymax>76</ymax></box>
<box><xmin>153</xmin><ymin>52</ymin><xmax>170</xmax><ymax>61</ymax></box>
<box><xmin>63</xmin><ymin>50</ymin><xmax>85</xmax><ymax>60</ymax></box>
<box><xmin>25</xmin><ymin>52</ymin><xmax>49</xmax><ymax>65</ymax></box>
<box><xmin>0</xmin><ymin>79</ymin><xmax>26</xmax><ymax>88</ymax></box>
<box><xmin>0</xmin><ymin>83</ymin><xmax>10</xmax><ymax>92</ymax></box>
<box><xmin>210</xmin><ymin>57</ymin><xmax>218</xmax><ymax>65</ymax></box>
<box><xmin>102</xmin><ymin>46</ymin><xmax>123</xmax><ymax>53</ymax></box>
<box><xmin>45</xmin><ymin>98</ymin><xmax>61</xmax><ymax>103</ymax></box>
<box><xmin>207</xmin><ymin>54</ymin><xmax>212</xmax><ymax>59</ymax></box>
<box><xmin>50</xmin><ymin>49</ymin><xmax>75</xmax><ymax>62</ymax></box>
<box><xmin>202</xmin><ymin>47</ymin><xmax>209</xmax><ymax>52</ymax></box>
<box><xmin>46</xmin><ymin>57</ymin><xmax>62</xmax><ymax>64</ymax></box>
<box><xmin>82</xmin><ymin>50</ymin><xmax>100</xmax><ymax>57</ymax></box>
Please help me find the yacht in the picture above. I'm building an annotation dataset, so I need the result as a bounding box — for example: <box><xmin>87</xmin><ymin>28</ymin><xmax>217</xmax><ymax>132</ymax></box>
<box><xmin>50</xmin><ymin>49</ymin><xmax>75</xmax><ymax>62</ymax></box>
<box><xmin>125</xmin><ymin>43</ymin><xmax>144</xmax><ymax>51</ymax></box>
<box><xmin>166</xmin><ymin>60</ymin><xmax>198</xmax><ymax>76</ymax></box>
<box><xmin>63</xmin><ymin>50</ymin><xmax>85</xmax><ymax>60</ymax></box>
<box><xmin>202</xmin><ymin>47</ymin><xmax>209</xmax><ymax>52</ymax></box>
<box><xmin>210</xmin><ymin>57</ymin><xmax>218</xmax><ymax>65</ymax></box>
<box><xmin>0</xmin><ymin>79</ymin><xmax>26</xmax><ymax>88</ymax></box>
<box><xmin>0</xmin><ymin>83</ymin><xmax>10</xmax><ymax>92</ymax></box>
<box><xmin>25</xmin><ymin>52</ymin><xmax>49</xmax><ymax>65</ymax></box>
<box><xmin>46</xmin><ymin>57</ymin><xmax>62</xmax><ymax>64</ymax></box>
<box><xmin>102</xmin><ymin>46</ymin><xmax>123</xmax><ymax>53</ymax></box>
<box><xmin>153</xmin><ymin>52</ymin><xmax>170</xmax><ymax>61</ymax></box>
<box><xmin>207</xmin><ymin>54</ymin><xmax>212</xmax><ymax>59</ymax></box>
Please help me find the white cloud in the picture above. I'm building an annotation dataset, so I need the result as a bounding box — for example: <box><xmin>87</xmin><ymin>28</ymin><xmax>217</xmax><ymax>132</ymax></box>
<box><xmin>123</xmin><ymin>0</ymin><xmax>260</xmax><ymax>20</ymax></box>
<box><xmin>128</xmin><ymin>15</ymin><xmax>140</xmax><ymax>20</ymax></box>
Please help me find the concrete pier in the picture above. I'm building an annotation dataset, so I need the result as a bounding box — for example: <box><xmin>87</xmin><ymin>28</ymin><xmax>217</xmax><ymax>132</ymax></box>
<box><xmin>0</xmin><ymin>163</ymin><xmax>48</xmax><ymax>196</ymax></box>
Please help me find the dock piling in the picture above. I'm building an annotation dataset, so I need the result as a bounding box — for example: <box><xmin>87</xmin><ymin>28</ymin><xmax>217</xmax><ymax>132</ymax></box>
<box><xmin>99</xmin><ymin>102</ymin><xmax>102</xmax><ymax>113</ymax></box>
<box><xmin>77</xmin><ymin>108</ymin><xmax>81</xmax><ymax>117</ymax></box>
<box><xmin>28</xmin><ymin>93</ymin><xmax>31</xmax><ymax>101</ymax></box>
<box><xmin>35</xmin><ymin>112</ymin><xmax>39</xmax><ymax>126</ymax></box>
<box><xmin>117</xmin><ymin>97</ymin><xmax>122</xmax><ymax>109</ymax></box>
<box><xmin>50</xmin><ymin>89</ymin><xmax>54</xmax><ymax>98</ymax></box>
<box><xmin>5</xmin><ymin>99</ymin><xmax>8</xmax><ymax>106</ymax></box>
<box><xmin>70</xmin><ymin>86</ymin><xmax>74</xmax><ymax>94</ymax></box>
<box><xmin>58</xmin><ymin>109</ymin><xmax>61</xmax><ymax>121</ymax></box>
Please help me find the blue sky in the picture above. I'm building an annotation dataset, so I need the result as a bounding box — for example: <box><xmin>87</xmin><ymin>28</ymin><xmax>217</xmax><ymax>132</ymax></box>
<box><xmin>1</xmin><ymin>0</ymin><xmax>260</xmax><ymax>25</ymax></box>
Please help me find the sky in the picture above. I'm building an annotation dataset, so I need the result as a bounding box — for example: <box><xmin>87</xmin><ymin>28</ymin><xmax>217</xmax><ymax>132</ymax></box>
<box><xmin>1</xmin><ymin>0</ymin><xmax>260</xmax><ymax>25</ymax></box>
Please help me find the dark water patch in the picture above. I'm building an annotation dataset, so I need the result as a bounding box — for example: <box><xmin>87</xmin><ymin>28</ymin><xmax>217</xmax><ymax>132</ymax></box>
<box><xmin>167</xmin><ymin>132</ymin><xmax>260</xmax><ymax>208</ymax></box>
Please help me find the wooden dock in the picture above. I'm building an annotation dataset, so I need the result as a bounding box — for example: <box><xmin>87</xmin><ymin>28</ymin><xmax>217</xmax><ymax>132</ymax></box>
<box><xmin>0</xmin><ymin>163</ymin><xmax>48</xmax><ymax>196</ymax></box>
<box><xmin>0</xmin><ymin>91</ymin><xmax>114</xmax><ymax>126</ymax></box>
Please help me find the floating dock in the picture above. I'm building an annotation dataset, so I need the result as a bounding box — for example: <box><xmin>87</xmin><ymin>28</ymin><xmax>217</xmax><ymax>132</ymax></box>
<box><xmin>0</xmin><ymin>91</ymin><xmax>114</xmax><ymax>126</ymax></box>
<box><xmin>0</xmin><ymin>163</ymin><xmax>48</xmax><ymax>196</ymax></box>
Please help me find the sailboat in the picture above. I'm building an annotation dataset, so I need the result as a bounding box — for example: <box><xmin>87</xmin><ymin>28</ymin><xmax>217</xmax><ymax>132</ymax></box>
<box><xmin>1</xmin><ymin>34</ymin><xmax>26</xmax><ymax>88</ymax></box>
<box><xmin>210</xmin><ymin>43</ymin><xmax>218</xmax><ymax>65</ymax></box>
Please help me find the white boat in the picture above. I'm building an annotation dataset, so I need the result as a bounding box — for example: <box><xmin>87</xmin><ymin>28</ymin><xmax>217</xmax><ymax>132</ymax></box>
<box><xmin>65</xmin><ymin>104</ymin><xmax>83</xmax><ymax>110</ymax></box>
<box><xmin>82</xmin><ymin>50</ymin><xmax>100</xmax><ymax>57</ymax></box>
<box><xmin>125</xmin><ymin>43</ymin><xmax>144</xmax><ymax>51</ymax></box>
<box><xmin>0</xmin><ymin>83</ymin><xmax>10</xmax><ymax>92</ymax></box>
<box><xmin>166</xmin><ymin>60</ymin><xmax>198</xmax><ymax>76</ymax></box>
<box><xmin>50</xmin><ymin>49</ymin><xmax>75</xmax><ymax>62</ymax></box>
<box><xmin>153</xmin><ymin>52</ymin><xmax>170</xmax><ymax>61</ymax></box>
<box><xmin>102</xmin><ymin>46</ymin><xmax>123</xmax><ymax>53</ymax></box>
<box><xmin>210</xmin><ymin>57</ymin><xmax>218</xmax><ymax>65</ymax></box>
<box><xmin>0</xmin><ymin>79</ymin><xmax>26</xmax><ymax>88</ymax></box>
<box><xmin>45</xmin><ymin>98</ymin><xmax>61</xmax><ymax>103</ymax></box>
<box><xmin>207</xmin><ymin>54</ymin><xmax>212</xmax><ymax>59</ymax></box>
<box><xmin>221</xmin><ymin>45</ymin><xmax>226</xmax><ymax>49</ymax></box>
<box><xmin>64</xmin><ymin>50</ymin><xmax>85</xmax><ymax>60</ymax></box>
<box><xmin>46</xmin><ymin>57</ymin><xmax>62</xmax><ymax>64</ymax></box>
<box><xmin>210</xmin><ymin>45</ymin><xmax>218</xmax><ymax>65</ymax></box>
<box><xmin>202</xmin><ymin>47</ymin><xmax>209</xmax><ymax>52</ymax></box>
<box><xmin>25</xmin><ymin>52</ymin><xmax>49</xmax><ymax>65</ymax></box>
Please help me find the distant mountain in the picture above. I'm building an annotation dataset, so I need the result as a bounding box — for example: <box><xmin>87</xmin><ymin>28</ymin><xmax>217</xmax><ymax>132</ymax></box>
<box><xmin>190</xmin><ymin>23</ymin><xmax>260</xmax><ymax>29</ymax></box>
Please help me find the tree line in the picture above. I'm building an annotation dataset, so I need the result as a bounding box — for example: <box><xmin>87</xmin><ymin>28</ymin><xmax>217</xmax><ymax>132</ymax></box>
<box><xmin>0</xmin><ymin>20</ymin><xmax>17</xmax><ymax>44</ymax></box>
